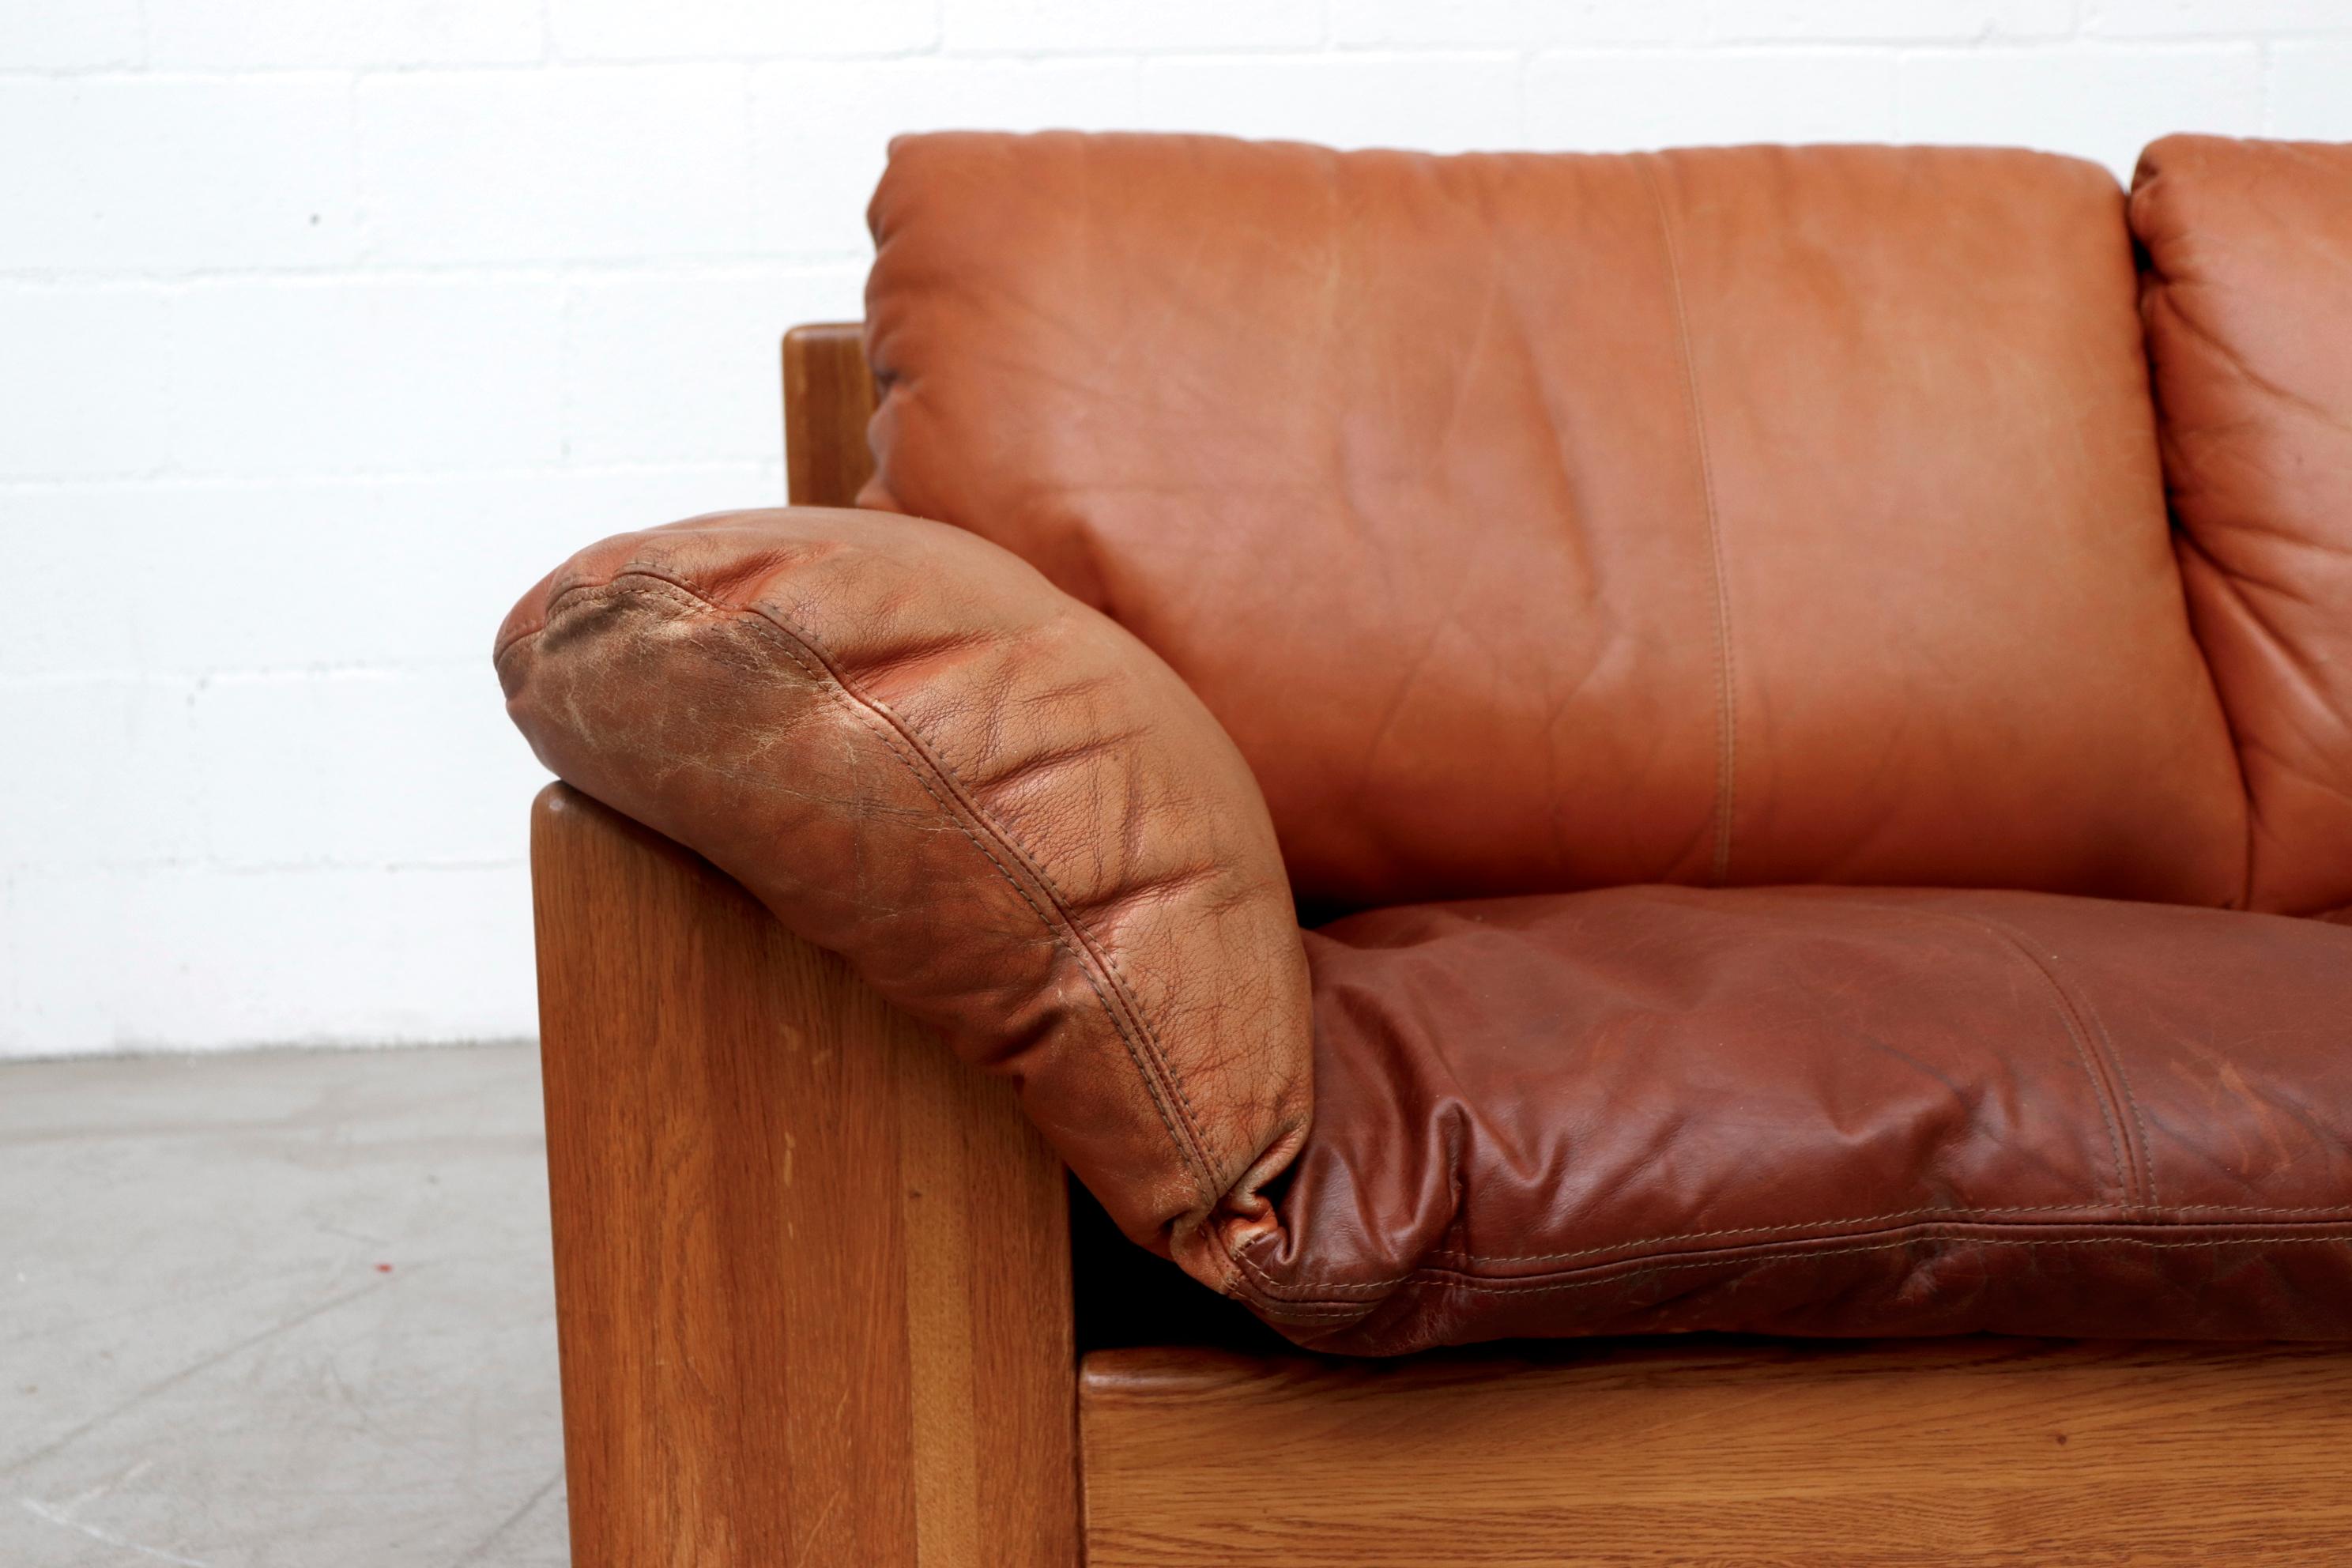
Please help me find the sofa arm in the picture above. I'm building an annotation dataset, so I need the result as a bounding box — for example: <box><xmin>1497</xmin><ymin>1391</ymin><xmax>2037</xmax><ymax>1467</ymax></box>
<box><xmin>494</xmin><ymin>507</ymin><xmax>1312</xmax><ymax>1288</ymax></box>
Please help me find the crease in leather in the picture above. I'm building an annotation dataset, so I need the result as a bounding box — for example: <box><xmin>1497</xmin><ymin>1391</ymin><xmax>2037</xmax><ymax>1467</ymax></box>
<box><xmin>2133</xmin><ymin>134</ymin><xmax>2352</xmax><ymax>913</ymax></box>
<box><xmin>2171</xmin><ymin>527</ymin><xmax>2275</xmax><ymax>915</ymax></box>
<box><xmin>2158</xmin><ymin>281</ymin><xmax>2347</xmax><ymax>432</ymax></box>
<box><xmin>514</xmin><ymin>566</ymin><xmax>1227</xmax><ymax>1215</ymax></box>
<box><xmin>1639</xmin><ymin>153</ymin><xmax>1740</xmax><ymax>887</ymax></box>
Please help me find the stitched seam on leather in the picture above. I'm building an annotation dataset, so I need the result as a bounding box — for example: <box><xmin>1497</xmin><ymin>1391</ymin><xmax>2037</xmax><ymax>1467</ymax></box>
<box><xmin>1420</xmin><ymin>1200</ymin><xmax>2349</xmax><ymax>1268</ymax></box>
<box><xmin>704</xmin><ymin>581</ymin><xmax>1229</xmax><ymax>1202</ymax></box>
<box><xmin>646</xmin><ymin>572</ymin><xmax>1223</xmax><ymax>1207</ymax></box>
<box><xmin>1233</xmin><ymin>1226</ymin><xmax>2352</xmax><ymax>1315</ymax></box>
<box><xmin>1239</xmin><ymin>1205</ymin><xmax>2352</xmax><ymax>1293</ymax></box>
<box><xmin>1957</xmin><ymin>912</ymin><xmax>2143</xmax><ymax>1210</ymax></box>
<box><xmin>1641</xmin><ymin>153</ymin><xmax>1739</xmax><ymax>886</ymax></box>
<box><xmin>537</xmin><ymin>571</ymin><xmax>1221</xmax><ymax>1210</ymax></box>
<box><xmin>1975</xmin><ymin>912</ymin><xmax>2161</xmax><ymax>1210</ymax></box>
<box><xmin>1250</xmin><ymin>1231</ymin><xmax>2352</xmax><ymax>1317</ymax></box>
<box><xmin>884</xmin><ymin>699</ymin><xmax>1226</xmax><ymax>1183</ymax></box>
<box><xmin>1832</xmin><ymin>897</ymin><xmax>2134</xmax><ymax>1210</ymax></box>
<box><xmin>2101</xmin><ymin>998</ymin><xmax>2162</xmax><ymax>1206</ymax></box>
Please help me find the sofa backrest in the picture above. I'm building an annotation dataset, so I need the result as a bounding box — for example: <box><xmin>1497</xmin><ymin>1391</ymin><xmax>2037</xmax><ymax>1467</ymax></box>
<box><xmin>862</xmin><ymin>131</ymin><xmax>2252</xmax><ymax>914</ymax></box>
<box><xmin>2132</xmin><ymin>137</ymin><xmax>2352</xmax><ymax>918</ymax></box>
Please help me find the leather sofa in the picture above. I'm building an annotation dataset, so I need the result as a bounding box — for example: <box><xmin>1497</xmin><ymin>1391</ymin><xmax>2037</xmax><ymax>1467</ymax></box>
<box><xmin>499</xmin><ymin>132</ymin><xmax>2352</xmax><ymax>1564</ymax></box>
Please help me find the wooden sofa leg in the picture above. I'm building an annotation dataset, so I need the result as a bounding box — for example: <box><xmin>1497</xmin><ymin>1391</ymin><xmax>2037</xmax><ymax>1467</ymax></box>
<box><xmin>529</xmin><ymin>783</ymin><xmax>1081</xmax><ymax>1567</ymax></box>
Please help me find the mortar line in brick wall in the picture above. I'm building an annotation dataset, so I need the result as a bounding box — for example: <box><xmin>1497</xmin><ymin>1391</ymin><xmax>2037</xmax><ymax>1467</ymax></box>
<box><xmin>0</xmin><ymin>258</ymin><xmax>872</xmax><ymax>285</ymax></box>
<box><xmin>0</xmin><ymin>461</ymin><xmax>786</xmax><ymax>490</ymax></box>
<box><xmin>0</xmin><ymin>672</ymin><xmax>523</xmax><ymax>693</ymax></box>
<box><xmin>0</xmin><ymin>858</ymin><xmax>532</xmax><ymax>877</ymax></box>
<box><xmin>0</xmin><ymin>43</ymin><xmax>1602</xmax><ymax>81</ymax></box>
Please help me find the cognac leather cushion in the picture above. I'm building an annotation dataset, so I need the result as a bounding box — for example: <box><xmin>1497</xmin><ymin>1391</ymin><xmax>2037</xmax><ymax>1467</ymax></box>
<box><xmin>2133</xmin><ymin>136</ymin><xmax>2352</xmax><ymax>916</ymax></box>
<box><xmin>865</xmin><ymin>132</ymin><xmax>2247</xmax><ymax>911</ymax></box>
<box><xmin>1240</xmin><ymin>888</ymin><xmax>2352</xmax><ymax>1351</ymax></box>
<box><xmin>496</xmin><ymin>509</ymin><xmax>1313</xmax><ymax>1282</ymax></box>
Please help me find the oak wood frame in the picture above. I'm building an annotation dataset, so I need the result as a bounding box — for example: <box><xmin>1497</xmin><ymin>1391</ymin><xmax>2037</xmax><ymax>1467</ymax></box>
<box><xmin>526</xmin><ymin>321</ymin><xmax>2352</xmax><ymax>1568</ymax></box>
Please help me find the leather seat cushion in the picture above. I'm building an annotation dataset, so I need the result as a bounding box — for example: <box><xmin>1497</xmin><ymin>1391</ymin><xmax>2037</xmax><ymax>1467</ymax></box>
<box><xmin>865</xmin><ymin>131</ymin><xmax>2247</xmax><ymax>912</ymax></box>
<box><xmin>1233</xmin><ymin>886</ymin><xmax>2352</xmax><ymax>1352</ymax></box>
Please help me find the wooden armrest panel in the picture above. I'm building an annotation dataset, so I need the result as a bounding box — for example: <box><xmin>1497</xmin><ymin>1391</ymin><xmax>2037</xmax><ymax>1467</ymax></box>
<box><xmin>530</xmin><ymin>782</ymin><xmax>1078</xmax><ymax>1568</ymax></box>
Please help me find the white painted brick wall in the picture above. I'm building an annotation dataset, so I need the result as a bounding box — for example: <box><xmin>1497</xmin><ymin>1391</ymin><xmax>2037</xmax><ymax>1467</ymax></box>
<box><xmin>4</xmin><ymin>0</ymin><xmax>2349</xmax><ymax>1057</ymax></box>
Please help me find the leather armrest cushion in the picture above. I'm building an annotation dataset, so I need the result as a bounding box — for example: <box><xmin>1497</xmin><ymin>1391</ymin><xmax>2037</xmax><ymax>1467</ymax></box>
<box><xmin>494</xmin><ymin>507</ymin><xmax>1314</xmax><ymax>1286</ymax></box>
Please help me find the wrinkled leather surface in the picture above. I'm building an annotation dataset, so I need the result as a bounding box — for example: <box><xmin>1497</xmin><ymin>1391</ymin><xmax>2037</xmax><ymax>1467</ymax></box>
<box><xmin>2133</xmin><ymin>136</ymin><xmax>2352</xmax><ymax>916</ymax></box>
<box><xmin>866</xmin><ymin>131</ymin><xmax>2247</xmax><ymax>912</ymax></box>
<box><xmin>496</xmin><ymin>508</ymin><xmax>1312</xmax><ymax>1280</ymax></box>
<box><xmin>1238</xmin><ymin>888</ymin><xmax>2352</xmax><ymax>1351</ymax></box>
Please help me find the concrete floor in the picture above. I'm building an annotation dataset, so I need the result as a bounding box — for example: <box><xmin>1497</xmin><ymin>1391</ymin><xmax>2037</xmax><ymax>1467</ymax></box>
<box><xmin>1</xmin><ymin>1042</ymin><xmax>568</xmax><ymax>1567</ymax></box>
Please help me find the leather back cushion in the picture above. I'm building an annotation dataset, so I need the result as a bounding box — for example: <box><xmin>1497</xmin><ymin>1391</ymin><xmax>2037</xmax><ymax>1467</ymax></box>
<box><xmin>865</xmin><ymin>132</ymin><xmax>2246</xmax><ymax>911</ymax></box>
<box><xmin>2133</xmin><ymin>136</ymin><xmax>2352</xmax><ymax>917</ymax></box>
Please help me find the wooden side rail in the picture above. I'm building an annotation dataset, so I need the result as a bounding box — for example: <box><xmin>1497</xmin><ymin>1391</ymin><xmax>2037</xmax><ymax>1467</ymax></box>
<box><xmin>531</xmin><ymin>785</ymin><xmax>1080</xmax><ymax>1567</ymax></box>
